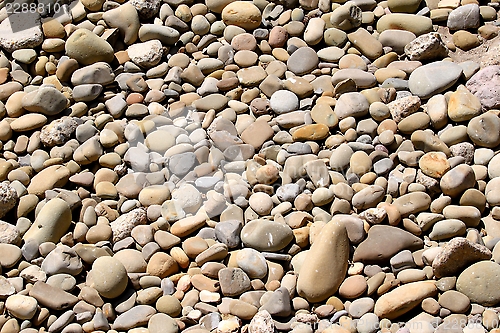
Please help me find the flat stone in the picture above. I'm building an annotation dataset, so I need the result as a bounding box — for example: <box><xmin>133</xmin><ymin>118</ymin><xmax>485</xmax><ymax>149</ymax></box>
<box><xmin>0</xmin><ymin>12</ymin><xmax>43</xmax><ymax>53</ymax></box>
<box><xmin>408</xmin><ymin>61</ymin><xmax>463</xmax><ymax>98</ymax></box>
<box><xmin>112</xmin><ymin>305</ymin><xmax>156</xmax><ymax>331</ymax></box>
<box><xmin>353</xmin><ymin>225</ymin><xmax>423</xmax><ymax>263</ymax></box>
<box><xmin>29</xmin><ymin>281</ymin><xmax>78</xmax><ymax>310</ymax></box>
<box><xmin>287</xmin><ymin>47</ymin><xmax>319</xmax><ymax>75</ymax></box>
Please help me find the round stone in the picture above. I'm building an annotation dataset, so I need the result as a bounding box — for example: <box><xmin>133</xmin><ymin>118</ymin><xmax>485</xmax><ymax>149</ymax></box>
<box><xmin>270</xmin><ymin>90</ymin><xmax>299</xmax><ymax>114</ymax></box>
<box><xmin>287</xmin><ymin>47</ymin><xmax>319</xmax><ymax>75</ymax></box>
<box><xmin>91</xmin><ymin>256</ymin><xmax>129</xmax><ymax>299</ymax></box>
<box><xmin>456</xmin><ymin>261</ymin><xmax>500</xmax><ymax>306</ymax></box>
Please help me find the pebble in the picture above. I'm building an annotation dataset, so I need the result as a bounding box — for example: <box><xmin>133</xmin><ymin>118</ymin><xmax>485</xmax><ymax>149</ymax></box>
<box><xmin>297</xmin><ymin>221</ymin><xmax>349</xmax><ymax>302</ymax></box>
<box><xmin>91</xmin><ymin>256</ymin><xmax>129</xmax><ymax>298</ymax></box>
<box><xmin>456</xmin><ymin>261</ymin><xmax>500</xmax><ymax>306</ymax></box>
<box><xmin>0</xmin><ymin>0</ymin><xmax>498</xmax><ymax>331</ymax></box>
<box><xmin>408</xmin><ymin>61</ymin><xmax>463</xmax><ymax>98</ymax></box>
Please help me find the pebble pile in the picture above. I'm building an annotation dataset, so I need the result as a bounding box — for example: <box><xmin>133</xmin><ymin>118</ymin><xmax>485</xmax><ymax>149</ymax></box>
<box><xmin>3</xmin><ymin>0</ymin><xmax>500</xmax><ymax>332</ymax></box>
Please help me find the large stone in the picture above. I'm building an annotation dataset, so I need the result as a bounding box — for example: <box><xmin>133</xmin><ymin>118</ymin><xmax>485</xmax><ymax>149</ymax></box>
<box><xmin>21</xmin><ymin>86</ymin><xmax>68</xmax><ymax>116</ymax></box>
<box><xmin>374</xmin><ymin>281</ymin><xmax>438</xmax><ymax>319</ymax></box>
<box><xmin>23</xmin><ymin>198</ymin><xmax>72</xmax><ymax>244</ymax></box>
<box><xmin>91</xmin><ymin>256</ymin><xmax>129</xmax><ymax>298</ymax></box>
<box><xmin>297</xmin><ymin>220</ymin><xmax>349</xmax><ymax>303</ymax></box>
<box><xmin>241</xmin><ymin>219</ymin><xmax>293</xmax><ymax>252</ymax></box>
<box><xmin>221</xmin><ymin>1</ymin><xmax>262</xmax><ymax>30</ymax></box>
<box><xmin>408</xmin><ymin>61</ymin><xmax>463</xmax><ymax>98</ymax></box>
<box><xmin>466</xmin><ymin>65</ymin><xmax>500</xmax><ymax>110</ymax></box>
<box><xmin>0</xmin><ymin>12</ymin><xmax>43</xmax><ymax>52</ymax></box>
<box><xmin>65</xmin><ymin>29</ymin><xmax>115</xmax><ymax>65</ymax></box>
<box><xmin>456</xmin><ymin>261</ymin><xmax>500</xmax><ymax>306</ymax></box>
<box><xmin>353</xmin><ymin>225</ymin><xmax>423</xmax><ymax>263</ymax></box>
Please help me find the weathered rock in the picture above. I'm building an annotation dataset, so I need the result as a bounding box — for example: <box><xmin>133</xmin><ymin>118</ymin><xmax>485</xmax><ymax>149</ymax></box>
<box><xmin>433</xmin><ymin>238</ymin><xmax>492</xmax><ymax>278</ymax></box>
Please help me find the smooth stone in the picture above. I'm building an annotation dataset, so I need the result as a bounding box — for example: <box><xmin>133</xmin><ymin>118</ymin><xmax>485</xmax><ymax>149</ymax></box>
<box><xmin>347</xmin><ymin>28</ymin><xmax>383</xmax><ymax>60</ymax></box>
<box><xmin>379</xmin><ymin>30</ymin><xmax>417</xmax><ymax>54</ymax></box>
<box><xmin>334</xmin><ymin>92</ymin><xmax>369</xmax><ymax>119</ymax></box>
<box><xmin>65</xmin><ymin>29</ymin><xmax>114</xmax><ymax>65</ymax></box>
<box><xmin>393</xmin><ymin>192</ymin><xmax>432</xmax><ymax>217</ymax></box>
<box><xmin>440</xmin><ymin>164</ymin><xmax>476</xmax><ymax>198</ymax></box>
<box><xmin>29</xmin><ymin>281</ymin><xmax>78</xmax><ymax>310</ymax></box>
<box><xmin>287</xmin><ymin>47</ymin><xmax>319</xmax><ymax>75</ymax></box>
<box><xmin>148</xmin><ymin>313</ymin><xmax>178</xmax><ymax>333</ymax></box>
<box><xmin>240</xmin><ymin>219</ymin><xmax>294</xmax><ymax>252</ymax></box>
<box><xmin>22</xmin><ymin>86</ymin><xmax>68</xmax><ymax>116</ymax></box>
<box><xmin>468</xmin><ymin>112</ymin><xmax>500</xmax><ymax>148</ymax></box>
<box><xmin>222</xmin><ymin>1</ymin><xmax>262</xmax><ymax>30</ymax></box>
<box><xmin>428</xmin><ymin>219</ymin><xmax>467</xmax><ymax>240</ymax></box>
<box><xmin>91</xmin><ymin>256</ymin><xmax>128</xmax><ymax>298</ymax></box>
<box><xmin>10</xmin><ymin>114</ymin><xmax>47</xmax><ymax>132</ymax></box>
<box><xmin>438</xmin><ymin>290</ymin><xmax>470</xmax><ymax>313</ymax></box>
<box><xmin>374</xmin><ymin>281</ymin><xmax>437</xmax><ymax>319</ymax></box>
<box><xmin>418</xmin><ymin>152</ymin><xmax>450</xmax><ymax>178</ymax></box>
<box><xmin>353</xmin><ymin>225</ymin><xmax>423</xmax><ymax>263</ymax></box>
<box><xmin>235</xmin><ymin>248</ymin><xmax>268</xmax><ymax>279</ymax></box>
<box><xmin>376</xmin><ymin>14</ymin><xmax>433</xmax><ymax>36</ymax></box>
<box><xmin>102</xmin><ymin>3</ymin><xmax>140</xmax><ymax>45</ymax></box>
<box><xmin>5</xmin><ymin>295</ymin><xmax>38</xmax><ymax>320</ymax></box>
<box><xmin>297</xmin><ymin>220</ymin><xmax>349</xmax><ymax>303</ymax></box>
<box><xmin>270</xmin><ymin>90</ymin><xmax>299</xmax><ymax>114</ymax></box>
<box><xmin>23</xmin><ymin>198</ymin><xmax>72</xmax><ymax>244</ymax></box>
<box><xmin>112</xmin><ymin>305</ymin><xmax>156</xmax><ymax>331</ymax></box>
<box><xmin>139</xmin><ymin>24</ymin><xmax>179</xmax><ymax>45</ymax></box>
<box><xmin>331</xmin><ymin>69</ymin><xmax>377</xmax><ymax>88</ymax></box>
<box><xmin>456</xmin><ymin>261</ymin><xmax>500</xmax><ymax>306</ymax></box>
<box><xmin>71</xmin><ymin>62</ymin><xmax>115</xmax><ymax>86</ymax></box>
<box><xmin>408</xmin><ymin>61</ymin><xmax>463</xmax><ymax>98</ymax></box>
<box><xmin>447</xmin><ymin>4</ymin><xmax>480</xmax><ymax>30</ymax></box>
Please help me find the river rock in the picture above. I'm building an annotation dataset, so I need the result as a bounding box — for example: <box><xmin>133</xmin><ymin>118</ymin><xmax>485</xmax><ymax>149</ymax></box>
<box><xmin>241</xmin><ymin>219</ymin><xmax>293</xmax><ymax>251</ymax></box>
<box><xmin>433</xmin><ymin>238</ymin><xmax>492</xmax><ymax>278</ymax></box>
<box><xmin>21</xmin><ymin>86</ymin><xmax>68</xmax><ymax>116</ymax></box>
<box><xmin>23</xmin><ymin>198</ymin><xmax>72</xmax><ymax>244</ymax></box>
<box><xmin>222</xmin><ymin>1</ymin><xmax>262</xmax><ymax>30</ymax></box>
<box><xmin>374</xmin><ymin>281</ymin><xmax>438</xmax><ymax>319</ymax></box>
<box><xmin>456</xmin><ymin>261</ymin><xmax>500</xmax><ymax>306</ymax></box>
<box><xmin>353</xmin><ymin>225</ymin><xmax>423</xmax><ymax>263</ymax></box>
<box><xmin>91</xmin><ymin>256</ymin><xmax>129</xmax><ymax>298</ymax></box>
<box><xmin>409</xmin><ymin>61</ymin><xmax>463</xmax><ymax>98</ymax></box>
<box><xmin>297</xmin><ymin>220</ymin><xmax>349</xmax><ymax>303</ymax></box>
<box><xmin>65</xmin><ymin>29</ymin><xmax>115</xmax><ymax>65</ymax></box>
